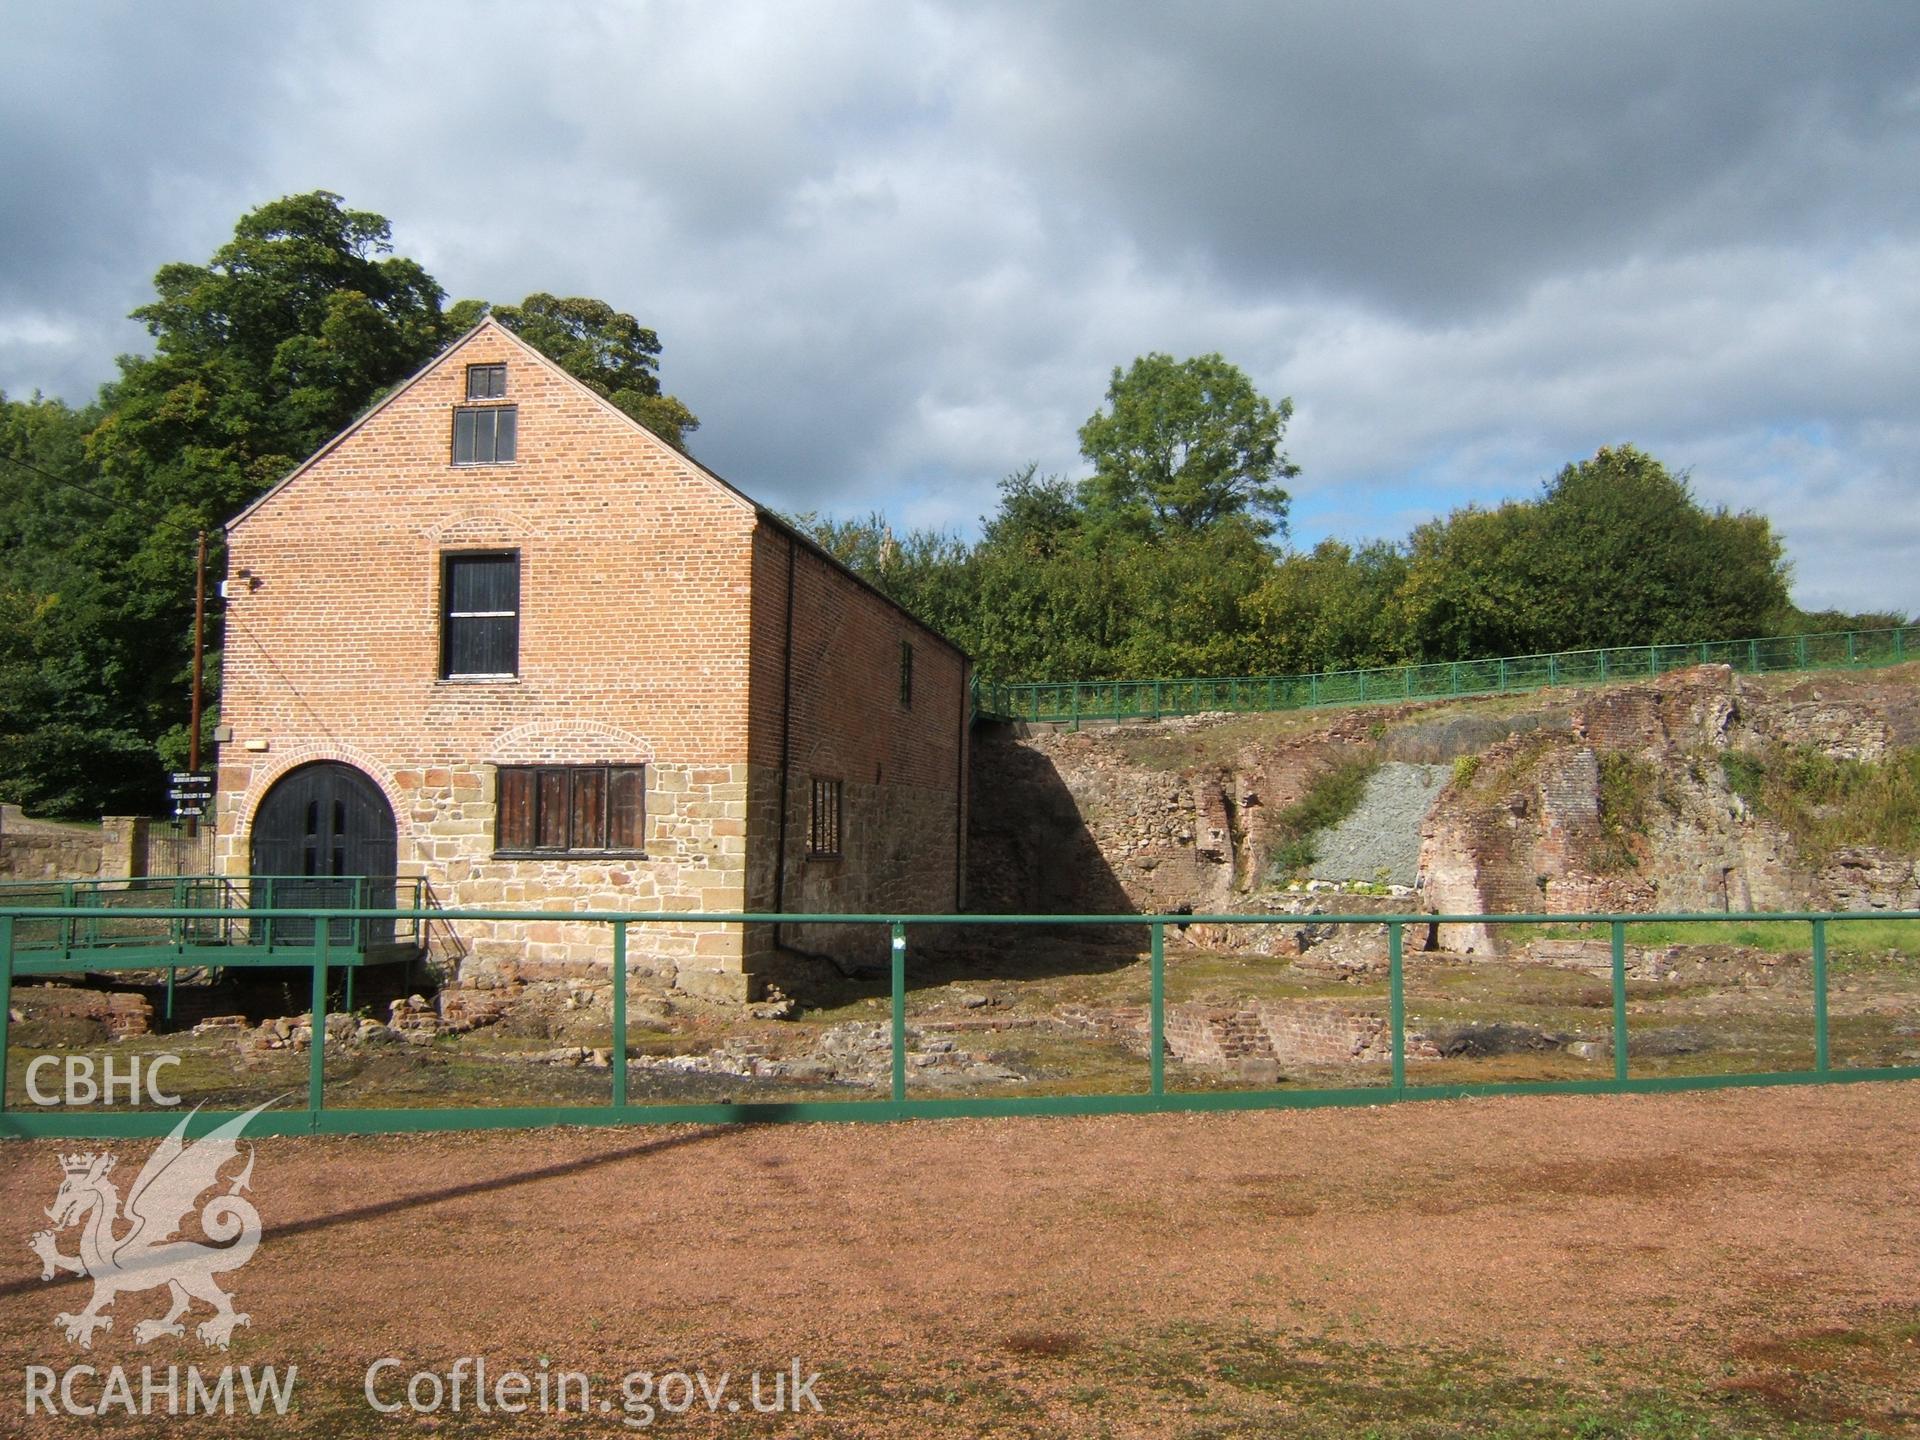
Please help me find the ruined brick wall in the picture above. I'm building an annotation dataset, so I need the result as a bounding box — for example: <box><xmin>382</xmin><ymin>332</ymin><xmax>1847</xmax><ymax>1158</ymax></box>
<box><xmin>218</xmin><ymin>320</ymin><xmax>764</xmax><ymax>999</ymax></box>
<box><xmin>746</xmin><ymin>528</ymin><xmax>968</xmax><ymax>976</ymax></box>
<box><xmin>1132</xmin><ymin>999</ymin><xmax>1406</xmax><ymax>1068</ymax></box>
<box><xmin>1420</xmin><ymin>667</ymin><xmax>1838</xmax><ymax>950</ymax></box>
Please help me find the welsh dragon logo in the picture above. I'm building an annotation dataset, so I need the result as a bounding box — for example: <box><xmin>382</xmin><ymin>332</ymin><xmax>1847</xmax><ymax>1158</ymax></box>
<box><xmin>29</xmin><ymin>1100</ymin><xmax>278</xmax><ymax>1351</ymax></box>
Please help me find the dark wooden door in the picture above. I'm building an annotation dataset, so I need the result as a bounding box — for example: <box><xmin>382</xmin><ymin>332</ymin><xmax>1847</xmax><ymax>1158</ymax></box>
<box><xmin>249</xmin><ymin>763</ymin><xmax>397</xmax><ymax>946</ymax></box>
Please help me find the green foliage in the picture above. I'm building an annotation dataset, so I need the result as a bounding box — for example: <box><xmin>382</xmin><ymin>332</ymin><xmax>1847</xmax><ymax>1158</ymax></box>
<box><xmin>1243</xmin><ymin>538</ymin><xmax>1411</xmax><ymax>673</ymax></box>
<box><xmin>1531</xmin><ymin>445</ymin><xmax>1790</xmax><ymax>647</ymax></box>
<box><xmin>1451</xmin><ymin>754</ymin><xmax>1480</xmax><ymax>787</ymax></box>
<box><xmin>813</xmin><ymin>437</ymin><xmax>1807</xmax><ymax>701</ymax></box>
<box><xmin>1077</xmin><ymin>352</ymin><xmax>1295</xmax><ymax>539</ymax></box>
<box><xmin>1266</xmin><ymin>756</ymin><xmax>1380</xmax><ymax>879</ymax></box>
<box><xmin>1595</xmin><ymin>753</ymin><xmax>1655</xmax><ymax>872</ymax></box>
<box><xmin>1719</xmin><ymin>745</ymin><xmax>1920</xmax><ymax>858</ymax></box>
<box><xmin>0</xmin><ymin>192</ymin><xmax>695</xmax><ymax>817</ymax></box>
<box><xmin>1398</xmin><ymin>447</ymin><xmax>1792</xmax><ymax>660</ymax></box>
<box><xmin>486</xmin><ymin>292</ymin><xmax>699</xmax><ymax>448</ymax></box>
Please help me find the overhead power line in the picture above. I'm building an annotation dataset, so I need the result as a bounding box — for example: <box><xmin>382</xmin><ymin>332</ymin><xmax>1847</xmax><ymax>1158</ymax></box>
<box><xmin>0</xmin><ymin>449</ymin><xmax>217</xmax><ymax>542</ymax></box>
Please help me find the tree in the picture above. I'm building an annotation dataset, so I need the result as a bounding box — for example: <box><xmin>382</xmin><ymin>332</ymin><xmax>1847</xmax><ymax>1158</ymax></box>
<box><xmin>92</xmin><ymin>190</ymin><xmax>451</xmax><ymax>516</ymax></box>
<box><xmin>1243</xmin><ymin>539</ymin><xmax>1412</xmax><ymax>674</ymax></box>
<box><xmin>1077</xmin><ymin>352</ymin><xmax>1296</xmax><ymax>539</ymax></box>
<box><xmin>1397</xmin><ymin>501</ymin><xmax>1554</xmax><ymax>661</ymax></box>
<box><xmin>485</xmin><ymin>293</ymin><xmax>699</xmax><ymax>449</ymax></box>
<box><xmin>1531</xmin><ymin>445</ymin><xmax>1790</xmax><ymax>646</ymax></box>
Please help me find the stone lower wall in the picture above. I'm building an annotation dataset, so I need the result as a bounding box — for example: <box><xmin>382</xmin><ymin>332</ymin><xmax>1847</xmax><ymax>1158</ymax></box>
<box><xmin>0</xmin><ymin>830</ymin><xmax>105</xmax><ymax>884</ymax></box>
<box><xmin>418</xmin><ymin>759</ymin><xmax>753</xmax><ymax>999</ymax></box>
<box><xmin>220</xmin><ymin>758</ymin><xmax>757</xmax><ymax>1001</ymax></box>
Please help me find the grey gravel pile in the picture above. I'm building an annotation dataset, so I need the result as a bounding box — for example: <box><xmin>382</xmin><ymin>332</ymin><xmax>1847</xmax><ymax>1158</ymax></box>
<box><xmin>1307</xmin><ymin>761</ymin><xmax>1452</xmax><ymax>886</ymax></box>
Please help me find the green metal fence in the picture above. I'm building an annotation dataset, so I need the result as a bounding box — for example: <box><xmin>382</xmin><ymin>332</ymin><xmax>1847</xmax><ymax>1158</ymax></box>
<box><xmin>0</xmin><ymin>874</ymin><xmax>430</xmax><ymax>962</ymax></box>
<box><xmin>973</xmin><ymin>624</ymin><xmax>1920</xmax><ymax>724</ymax></box>
<box><xmin>3</xmin><ymin>903</ymin><xmax>1916</xmax><ymax>1140</ymax></box>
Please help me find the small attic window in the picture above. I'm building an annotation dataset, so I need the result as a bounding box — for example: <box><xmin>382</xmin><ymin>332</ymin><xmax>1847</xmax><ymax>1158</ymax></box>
<box><xmin>466</xmin><ymin>363</ymin><xmax>507</xmax><ymax>400</ymax></box>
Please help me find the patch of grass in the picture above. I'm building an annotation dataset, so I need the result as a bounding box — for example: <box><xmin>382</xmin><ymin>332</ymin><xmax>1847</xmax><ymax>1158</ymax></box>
<box><xmin>1267</xmin><ymin>755</ymin><xmax>1382</xmax><ymax>879</ymax></box>
<box><xmin>1721</xmin><ymin>743</ymin><xmax>1920</xmax><ymax>859</ymax></box>
<box><xmin>1095</xmin><ymin>1322</ymin><xmax>1902</xmax><ymax>1439</ymax></box>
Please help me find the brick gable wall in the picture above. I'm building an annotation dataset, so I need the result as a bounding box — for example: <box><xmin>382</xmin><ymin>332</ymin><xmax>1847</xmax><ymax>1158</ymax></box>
<box><xmin>217</xmin><ymin>322</ymin><xmax>762</xmax><ymax>996</ymax></box>
<box><xmin>217</xmin><ymin>319</ymin><xmax>970</xmax><ymax>1000</ymax></box>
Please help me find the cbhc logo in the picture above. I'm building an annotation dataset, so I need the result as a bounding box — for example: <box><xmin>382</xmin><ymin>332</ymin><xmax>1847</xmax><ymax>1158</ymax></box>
<box><xmin>24</xmin><ymin>1055</ymin><xmax>182</xmax><ymax>1107</ymax></box>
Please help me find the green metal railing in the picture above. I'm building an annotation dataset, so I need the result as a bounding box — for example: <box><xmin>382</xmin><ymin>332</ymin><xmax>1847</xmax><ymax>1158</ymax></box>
<box><xmin>0</xmin><ymin>874</ymin><xmax>430</xmax><ymax>962</ymax></box>
<box><xmin>2</xmin><ymin>903</ymin><xmax>1915</xmax><ymax>1139</ymax></box>
<box><xmin>973</xmin><ymin>624</ymin><xmax>1920</xmax><ymax>724</ymax></box>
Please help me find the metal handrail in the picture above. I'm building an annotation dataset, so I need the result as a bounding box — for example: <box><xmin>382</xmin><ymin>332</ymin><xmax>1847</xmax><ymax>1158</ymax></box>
<box><xmin>2</xmin><ymin>903</ymin><xmax>1915</xmax><ymax>1140</ymax></box>
<box><xmin>974</xmin><ymin>623</ymin><xmax>1919</xmax><ymax>723</ymax></box>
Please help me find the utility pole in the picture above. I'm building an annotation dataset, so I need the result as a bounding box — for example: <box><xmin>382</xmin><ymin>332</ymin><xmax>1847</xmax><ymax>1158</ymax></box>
<box><xmin>186</xmin><ymin>530</ymin><xmax>207</xmax><ymax>839</ymax></box>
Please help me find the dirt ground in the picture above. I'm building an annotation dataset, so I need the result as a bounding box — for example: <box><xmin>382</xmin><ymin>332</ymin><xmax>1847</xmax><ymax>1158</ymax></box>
<box><xmin>2</xmin><ymin>1083</ymin><xmax>1918</xmax><ymax>1437</ymax></box>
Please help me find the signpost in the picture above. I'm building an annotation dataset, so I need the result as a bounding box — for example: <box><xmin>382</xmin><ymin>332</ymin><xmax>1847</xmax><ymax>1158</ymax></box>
<box><xmin>170</xmin><ymin>771</ymin><xmax>214</xmax><ymax>823</ymax></box>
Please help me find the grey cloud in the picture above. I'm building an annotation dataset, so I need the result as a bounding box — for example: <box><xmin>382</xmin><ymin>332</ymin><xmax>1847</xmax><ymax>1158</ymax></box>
<box><xmin>1</xmin><ymin>1</ymin><xmax>1915</xmax><ymax>618</ymax></box>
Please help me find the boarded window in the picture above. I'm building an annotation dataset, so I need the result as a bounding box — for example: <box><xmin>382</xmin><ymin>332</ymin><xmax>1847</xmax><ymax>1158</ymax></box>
<box><xmin>452</xmin><ymin>405</ymin><xmax>517</xmax><ymax>464</ymax></box>
<box><xmin>496</xmin><ymin>764</ymin><xmax>647</xmax><ymax>855</ymax></box>
<box><xmin>497</xmin><ymin>768</ymin><xmax>536</xmax><ymax>850</ymax></box>
<box><xmin>808</xmin><ymin>778</ymin><xmax>843</xmax><ymax>857</ymax></box>
<box><xmin>609</xmin><ymin>768</ymin><xmax>646</xmax><ymax>851</ymax></box>
<box><xmin>441</xmin><ymin>552</ymin><xmax>519</xmax><ymax>678</ymax></box>
<box><xmin>466</xmin><ymin>363</ymin><xmax>507</xmax><ymax>400</ymax></box>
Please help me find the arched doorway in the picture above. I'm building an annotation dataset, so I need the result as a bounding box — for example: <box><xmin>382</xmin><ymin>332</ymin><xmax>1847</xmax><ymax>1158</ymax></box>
<box><xmin>249</xmin><ymin>762</ymin><xmax>398</xmax><ymax>945</ymax></box>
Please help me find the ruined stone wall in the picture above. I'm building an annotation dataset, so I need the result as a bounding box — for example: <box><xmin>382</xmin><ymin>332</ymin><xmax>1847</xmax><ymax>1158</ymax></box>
<box><xmin>969</xmin><ymin>664</ymin><xmax>1920</xmax><ymax>956</ymax></box>
<box><xmin>967</xmin><ymin>716</ymin><xmax>1378</xmax><ymax>916</ymax></box>
<box><xmin>0</xmin><ymin>828</ymin><xmax>103</xmax><ymax>883</ymax></box>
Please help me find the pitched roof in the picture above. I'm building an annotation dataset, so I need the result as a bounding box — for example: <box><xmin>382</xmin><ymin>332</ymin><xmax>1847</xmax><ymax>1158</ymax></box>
<box><xmin>226</xmin><ymin>315</ymin><xmax>967</xmax><ymax>659</ymax></box>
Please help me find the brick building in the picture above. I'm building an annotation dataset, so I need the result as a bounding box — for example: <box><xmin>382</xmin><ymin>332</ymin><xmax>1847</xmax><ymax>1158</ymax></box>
<box><xmin>214</xmin><ymin>318</ymin><xmax>969</xmax><ymax>1000</ymax></box>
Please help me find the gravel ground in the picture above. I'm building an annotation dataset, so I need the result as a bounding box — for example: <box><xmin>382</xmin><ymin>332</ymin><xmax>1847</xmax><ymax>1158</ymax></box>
<box><xmin>3</xmin><ymin>1083</ymin><xmax>1917</xmax><ymax>1436</ymax></box>
<box><xmin>1309</xmin><ymin>760</ymin><xmax>1452</xmax><ymax>885</ymax></box>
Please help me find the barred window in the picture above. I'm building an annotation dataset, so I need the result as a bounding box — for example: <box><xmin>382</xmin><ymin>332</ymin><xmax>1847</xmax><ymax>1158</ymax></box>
<box><xmin>808</xmin><ymin>778</ymin><xmax>843</xmax><ymax>857</ymax></box>
<box><xmin>497</xmin><ymin>765</ymin><xmax>646</xmax><ymax>855</ymax></box>
<box><xmin>899</xmin><ymin>640</ymin><xmax>914</xmax><ymax>707</ymax></box>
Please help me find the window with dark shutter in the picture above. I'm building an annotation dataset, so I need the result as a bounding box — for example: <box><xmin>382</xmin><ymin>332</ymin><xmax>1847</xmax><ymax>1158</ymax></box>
<box><xmin>808</xmin><ymin>778</ymin><xmax>843</xmax><ymax>857</ymax></box>
<box><xmin>452</xmin><ymin>405</ymin><xmax>517</xmax><ymax>464</ymax></box>
<box><xmin>494</xmin><ymin>764</ymin><xmax>647</xmax><ymax>856</ymax></box>
<box><xmin>441</xmin><ymin>551</ymin><xmax>519</xmax><ymax>679</ymax></box>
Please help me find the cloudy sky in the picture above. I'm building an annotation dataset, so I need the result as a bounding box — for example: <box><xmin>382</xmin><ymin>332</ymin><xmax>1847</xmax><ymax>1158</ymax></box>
<box><xmin>4</xmin><ymin>1</ymin><xmax>1917</xmax><ymax>615</ymax></box>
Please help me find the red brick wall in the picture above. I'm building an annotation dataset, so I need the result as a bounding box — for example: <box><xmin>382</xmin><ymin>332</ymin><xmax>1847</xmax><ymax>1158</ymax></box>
<box><xmin>217</xmin><ymin>320</ymin><xmax>763</xmax><ymax>995</ymax></box>
<box><xmin>218</xmin><ymin>317</ymin><xmax>969</xmax><ymax>999</ymax></box>
<box><xmin>746</xmin><ymin>525</ymin><xmax>970</xmax><ymax>973</ymax></box>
